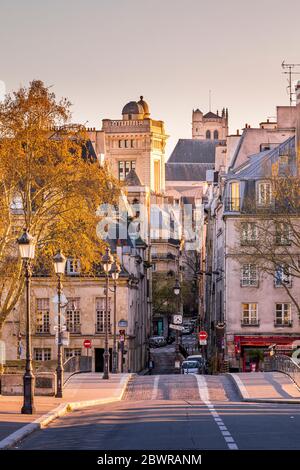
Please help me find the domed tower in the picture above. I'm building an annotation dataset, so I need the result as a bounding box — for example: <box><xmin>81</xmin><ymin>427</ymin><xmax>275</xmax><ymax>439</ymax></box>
<box><xmin>137</xmin><ymin>96</ymin><xmax>150</xmax><ymax>118</ymax></box>
<box><xmin>122</xmin><ymin>101</ymin><xmax>145</xmax><ymax>120</ymax></box>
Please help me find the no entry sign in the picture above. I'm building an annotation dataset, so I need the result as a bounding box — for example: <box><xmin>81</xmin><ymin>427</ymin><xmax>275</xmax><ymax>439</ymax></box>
<box><xmin>199</xmin><ymin>331</ymin><xmax>208</xmax><ymax>341</ymax></box>
<box><xmin>83</xmin><ymin>339</ymin><xmax>92</xmax><ymax>349</ymax></box>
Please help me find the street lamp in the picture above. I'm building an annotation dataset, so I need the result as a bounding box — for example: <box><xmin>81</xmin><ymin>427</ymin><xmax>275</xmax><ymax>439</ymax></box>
<box><xmin>111</xmin><ymin>258</ymin><xmax>121</xmax><ymax>373</ymax></box>
<box><xmin>101</xmin><ymin>246</ymin><xmax>114</xmax><ymax>379</ymax></box>
<box><xmin>53</xmin><ymin>250</ymin><xmax>66</xmax><ymax>398</ymax></box>
<box><xmin>173</xmin><ymin>278</ymin><xmax>181</xmax><ymax>371</ymax></box>
<box><xmin>17</xmin><ymin>228</ymin><xmax>36</xmax><ymax>414</ymax></box>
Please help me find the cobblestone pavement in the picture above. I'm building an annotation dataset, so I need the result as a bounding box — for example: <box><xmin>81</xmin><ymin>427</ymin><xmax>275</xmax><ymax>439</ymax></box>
<box><xmin>14</xmin><ymin>373</ymin><xmax>300</xmax><ymax>450</ymax></box>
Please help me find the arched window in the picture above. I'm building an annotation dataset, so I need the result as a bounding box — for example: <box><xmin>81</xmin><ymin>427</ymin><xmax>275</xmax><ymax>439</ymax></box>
<box><xmin>206</xmin><ymin>130</ymin><xmax>211</xmax><ymax>139</ymax></box>
<box><xmin>214</xmin><ymin>130</ymin><xmax>219</xmax><ymax>140</ymax></box>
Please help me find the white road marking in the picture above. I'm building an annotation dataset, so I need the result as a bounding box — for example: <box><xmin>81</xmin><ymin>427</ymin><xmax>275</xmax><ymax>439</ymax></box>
<box><xmin>231</xmin><ymin>373</ymin><xmax>250</xmax><ymax>399</ymax></box>
<box><xmin>196</xmin><ymin>375</ymin><xmax>239</xmax><ymax>450</ymax></box>
<box><xmin>151</xmin><ymin>376</ymin><xmax>160</xmax><ymax>400</ymax></box>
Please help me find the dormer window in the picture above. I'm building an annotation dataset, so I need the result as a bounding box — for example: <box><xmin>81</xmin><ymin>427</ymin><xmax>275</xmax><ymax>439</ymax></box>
<box><xmin>257</xmin><ymin>181</ymin><xmax>272</xmax><ymax>207</ymax></box>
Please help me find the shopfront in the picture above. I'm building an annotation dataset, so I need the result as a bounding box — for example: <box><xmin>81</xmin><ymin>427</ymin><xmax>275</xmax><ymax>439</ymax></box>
<box><xmin>234</xmin><ymin>335</ymin><xmax>300</xmax><ymax>372</ymax></box>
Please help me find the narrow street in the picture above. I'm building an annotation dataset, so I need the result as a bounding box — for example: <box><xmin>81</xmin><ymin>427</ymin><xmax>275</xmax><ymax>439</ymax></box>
<box><xmin>14</xmin><ymin>373</ymin><xmax>300</xmax><ymax>450</ymax></box>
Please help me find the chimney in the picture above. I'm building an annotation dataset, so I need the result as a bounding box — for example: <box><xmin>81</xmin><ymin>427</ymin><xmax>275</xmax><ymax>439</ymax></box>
<box><xmin>296</xmin><ymin>81</ymin><xmax>300</xmax><ymax>171</ymax></box>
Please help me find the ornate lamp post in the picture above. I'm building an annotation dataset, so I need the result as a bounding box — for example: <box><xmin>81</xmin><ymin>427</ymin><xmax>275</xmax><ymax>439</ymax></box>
<box><xmin>101</xmin><ymin>246</ymin><xmax>114</xmax><ymax>379</ymax></box>
<box><xmin>173</xmin><ymin>278</ymin><xmax>181</xmax><ymax>371</ymax></box>
<box><xmin>111</xmin><ymin>258</ymin><xmax>121</xmax><ymax>373</ymax></box>
<box><xmin>53</xmin><ymin>250</ymin><xmax>66</xmax><ymax>398</ymax></box>
<box><xmin>17</xmin><ymin>229</ymin><xmax>36</xmax><ymax>414</ymax></box>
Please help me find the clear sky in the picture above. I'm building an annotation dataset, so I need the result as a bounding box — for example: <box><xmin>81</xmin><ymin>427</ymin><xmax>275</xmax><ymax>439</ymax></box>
<box><xmin>1</xmin><ymin>0</ymin><xmax>300</xmax><ymax>156</ymax></box>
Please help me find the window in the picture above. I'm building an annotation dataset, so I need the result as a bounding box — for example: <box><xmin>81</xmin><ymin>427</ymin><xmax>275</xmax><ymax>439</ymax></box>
<box><xmin>64</xmin><ymin>348</ymin><xmax>82</xmax><ymax>360</ymax></box>
<box><xmin>275</xmin><ymin>223</ymin><xmax>291</xmax><ymax>245</ymax></box>
<box><xmin>66</xmin><ymin>259</ymin><xmax>81</xmax><ymax>276</ymax></box>
<box><xmin>36</xmin><ymin>298</ymin><xmax>50</xmax><ymax>334</ymax></box>
<box><xmin>118</xmin><ymin>161</ymin><xmax>136</xmax><ymax>180</ymax></box>
<box><xmin>96</xmin><ymin>297</ymin><xmax>111</xmax><ymax>333</ymax></box>
<box><xmin>125</xmin><ymin>140</ymin><xmax>129</xmax><ymax>148</ymax></box>
<box><xmin>241</xmin><ymin>222</ymin><xmax>258</xmax><ymax>245</ymax></box>
<box><xmin>66</xmin><ymin>298</ymin><xmax>81</xmax><ymax>333</ymax></box>
<box><xmin>275</xmin><ymin>265</ymin><xmax>292</xmax><ymax>287</ymax></box>
<box><xmin>118</xmin><ymin>140</ymin><xmax>123</xmax><ymax>148</ymax></box>
<box><xmin>34</xmin><ymin>348</ymin><xmax>51</xmax><ymax>361</ymax></box>
<box><xmin>241</xmin><ymin>264</ymin><xmax>258</xmax><ymax>287</ymax></box>
<box><xmin>206</xmin><ymin>130</ymin><xmax>211</xmax><ymax>139</ymax></box>
<box><xmin>275</xmin><ymin>303</ymin><xmax>292</xmax><ymax>326</ymax></box>
<box><xmin>154</xmin><ymin>160</ymin><xmax>161</xmax><ymax>193</ymax></box>
<box><xmin>228</xmin><ymin>182</ymin><xmax>240</xmax><ymax>211</ymax></box>
<box><xmin>242</xmin><ymin>303</ymin><xmax>258</xmax><ymax>325</ymax></box>
<box><xmin>214</xmin><ymin>130</ymin><xmax>219</xmax><ymax>139</ymax></box>
<box><xmin>131</xmin><ymin>139</ymin><xmax>135</xmax><ymax>148</ymax></box>
<box><xmin>257</xmin><ymin>181</ymin><xmax>272</xmax><ymax>206</ymax></box>
<box><xmin>152</xmin><ymin>263</ymin><xmax>157</xmax><ymax>272</ymax></box>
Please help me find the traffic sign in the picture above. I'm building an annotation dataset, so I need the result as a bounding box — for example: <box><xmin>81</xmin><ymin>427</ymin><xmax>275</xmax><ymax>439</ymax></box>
<box><xmin>83</xmin><ymin>339</ymin><xmax>92</xmax><ymax>349</ymax></box>
<box><xmin>169</xmin><ymin>323</ymin><xmax>184</xmax><ymax>331</ymax></box>
<box><xmin>172</xmin><ymin>314</ymin><xmax>183</xmax><ymax>325</ymax></box>
<box><xmin>199</xmin><ymin>331</ymin><xmax>208</xmax><ymax>341</ymax></box>
<box><xmin>199</xmin><ymin>339</ymin><xmax>207</xmax><ymax>346</ymax></box>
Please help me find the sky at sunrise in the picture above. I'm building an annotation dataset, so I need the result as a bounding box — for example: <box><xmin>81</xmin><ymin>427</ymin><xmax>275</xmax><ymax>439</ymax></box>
<box><xmin>1</xmin><ymin>0</ymin><xmax>300</xmax><ymax>156</ymax></box>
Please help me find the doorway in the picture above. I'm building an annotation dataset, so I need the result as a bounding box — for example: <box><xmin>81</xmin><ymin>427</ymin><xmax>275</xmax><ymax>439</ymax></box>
<box><xmin>95</xmin><ymin>348</ymin><xmax>112</xmax><ymax>372</ymax></box>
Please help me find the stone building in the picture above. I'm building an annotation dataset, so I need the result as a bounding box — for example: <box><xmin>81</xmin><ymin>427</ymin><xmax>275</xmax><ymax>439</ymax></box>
<box><xmin>192</xmin><ymin>108</ymin><xmax>228</xmax><ymax>140</ymax></box>
<box><xmin>205</xmin><ymin>96</ymin><xmax>300</xmax><ymax>372</ymax></box>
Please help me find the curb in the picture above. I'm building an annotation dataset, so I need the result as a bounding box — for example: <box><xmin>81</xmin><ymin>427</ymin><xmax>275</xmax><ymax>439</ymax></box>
<box><xmin>226</xmin><ymin>373</ymin><xmax>300</xmax><ymax>404</ymax></box>
<box><xmin>0</xmin><ymin>373</ymin><xmax>133</xmax><ymax>450</ymax></box>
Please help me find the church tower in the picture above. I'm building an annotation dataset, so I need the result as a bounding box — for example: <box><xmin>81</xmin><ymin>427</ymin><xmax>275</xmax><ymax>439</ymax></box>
<box><xmin>101</xmin><ymin>96</ymin><xmax>168</xmax><ymax>193</ymax></box>
<box><xmin>192</xmin><ymin>107</ymin><xmax>228</xmax><ymax>140</ymax></box>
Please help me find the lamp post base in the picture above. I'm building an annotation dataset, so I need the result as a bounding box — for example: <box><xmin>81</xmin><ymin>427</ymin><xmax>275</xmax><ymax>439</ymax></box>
<box><xmin>21</xmin><ymin>373</ymin><xmax>35</xmax><ymax>415</ymax></box>
<box><xmin>102</xmin><ymin>350</ymin><xmax>110</xmax><ymax>380</ymax></box>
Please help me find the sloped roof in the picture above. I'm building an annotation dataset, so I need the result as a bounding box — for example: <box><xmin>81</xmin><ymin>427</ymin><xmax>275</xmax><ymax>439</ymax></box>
<box><xmin>168</xmin><ymin>139</ymin><xmax>222</xmax><ymax>164</ymax></box>
<box><xmin>228</xmin><ymin>136</ymin><xmax>296</xmax><ymax>179</ymax></box>
<box><xmin>165</xmin><ymin>162</ymin><xmax>214</xmax><ymax>181</ymax></box>
<box><xmin>203</xmin><ymin>111</ymin><xmax>220</xmax><ymax>119</ymax></box>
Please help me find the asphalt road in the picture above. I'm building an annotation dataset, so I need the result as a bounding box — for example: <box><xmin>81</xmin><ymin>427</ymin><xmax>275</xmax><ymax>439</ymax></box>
<box><xmin>14</xmin><ymin>374</ymin><xmax>300</xmax><ymax>450</ymax></box>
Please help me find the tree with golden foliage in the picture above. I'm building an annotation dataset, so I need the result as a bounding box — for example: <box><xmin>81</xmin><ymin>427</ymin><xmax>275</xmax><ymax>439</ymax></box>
<box><xmin>0</xmin><ymin>80</ymin><xmax>120</xmax><ymax>331</ymax></box>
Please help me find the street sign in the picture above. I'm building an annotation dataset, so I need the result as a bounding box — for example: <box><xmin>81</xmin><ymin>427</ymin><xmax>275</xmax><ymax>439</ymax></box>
<box><xmin>83</xmin><ymin>339</ymin><xmax>92</xmax><ymax>349</ymax></box>
<box><xmin>169</xmin><ymin>323</ymin><xmax>184</xmax><ymax>331</ymax></box>
<box><xmin>55</xmin><ymin>331</ymin><xmax>69</xmax><ymax>346</ymax></box>
<box><xmin>199</xmin><ymin>339</ymin><xmax>207</xmax><ymax>346</ymax></box>
<box><xmin>172</xmin><ymin>314</ymin><xmax>183</xmax><ymax>325</ymax></box>
<box><xmin>118</xmin><ymin>319</ymin><xmax>128</xmax><ymax>328</ymax></box>
<box><xmin>199</xmin><ymin>331</ymin><xmax>208</xmax><ymax>341</ymax></box>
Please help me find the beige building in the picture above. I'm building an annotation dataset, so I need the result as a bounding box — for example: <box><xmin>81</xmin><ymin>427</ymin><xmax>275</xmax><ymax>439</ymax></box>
<box><xmin>89</xmin><ymin>96</ymin><xmax>168</xmax><ymax>194</ymax></box>
<box><xmin>192</xmin><ymin>108</ymin><xmax>228</xmax><ymax>140</ymax></box>
<box><xmin>3</xmin><ymin>241</ymin><xmax>148</xmax><ymax>373</ymax></box>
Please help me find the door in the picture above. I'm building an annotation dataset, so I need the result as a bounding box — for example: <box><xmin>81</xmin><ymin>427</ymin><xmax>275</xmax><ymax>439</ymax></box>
<box><xmin>95</xmin><ymin>348</ymin><xmax>112</xmax><ymax>372</ymax></box>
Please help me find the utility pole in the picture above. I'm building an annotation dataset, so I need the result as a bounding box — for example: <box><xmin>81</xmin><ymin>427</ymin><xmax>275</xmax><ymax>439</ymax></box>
<box><xmin>281</xmin><ymin>61</ymin><xmax>300</xmax><ymax>106</ymax></box>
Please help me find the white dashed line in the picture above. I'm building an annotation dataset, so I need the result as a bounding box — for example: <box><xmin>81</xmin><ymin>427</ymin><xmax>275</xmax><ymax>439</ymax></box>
<box><xmin>151</xmin><ymin>376</ymin><xmax>160</xmax><ymax>400</ymax></box>
<box><xmin>196</xmin><ymin>375</ymin><xmax>239</xmax><ymax>450</ymax></box>
<box><xmin>231</xmin><ymin>373</ymin><xmax>250</xmax><ymax>399</ymax></box>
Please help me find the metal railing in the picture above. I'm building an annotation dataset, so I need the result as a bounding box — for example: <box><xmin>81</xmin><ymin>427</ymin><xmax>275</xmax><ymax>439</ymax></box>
<box><xmin>63</xmin><ymin>355</ymin><xmax>92</xmax><ymax>385</ymax></box>
<box><xmin>224</xmin><ymin>197</ymin><xmax>240</xmax><ymax>212</ymax></box>
<box><xmin>265</xmin><ymin>354</ymin><xmax>300</xmax><ymax>388</ymax></box>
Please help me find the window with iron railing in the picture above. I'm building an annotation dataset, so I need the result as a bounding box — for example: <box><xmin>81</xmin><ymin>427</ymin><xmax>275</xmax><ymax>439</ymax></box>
<box><xmin>241</xmin><ymin>222</ymin><xmax>258</xmax><ymax>245</ymax></box>
<box><xmin>241</xmin><ymin>303</ymin><xmax>259</xmax><ymax>326</ymax></box>
<box><xmin>96</xmin><ymin>297</ymin><xmax>111</xmax><ymax>333</ymax></box>
<box><xmin>36</xmin><ymin>298</ymin><xmax>50</xmax><ymax>334</ymax></box>
<box><xmin>275</xmin><ymin>303</ymin><xmax>292</xmax><ymax>326</ymax></box>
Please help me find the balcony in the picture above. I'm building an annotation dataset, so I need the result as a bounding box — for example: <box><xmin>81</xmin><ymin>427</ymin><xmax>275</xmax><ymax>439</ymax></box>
<box><xmin>224</xmin><ymin>197</ymin><xmax>240</xmax><ymax>212</ymax></box>
<box><xmin>67</xmin><ymin>323</ymin><xmax>81</xmax><ymax>334</ymax></box>
<box><xmin>274</xmin><ymin>320</ymin><xmax>293</xmax><ymax>327</ymax></box>
<box><xmin>95</xmin><ymin>323</ymin><xmax>112</xmax><ymax>334</ymax></box>
<box><xmin>241</xmin><ymin>319</ymin><xmax>260</xmax><ymax>327</ymax></box>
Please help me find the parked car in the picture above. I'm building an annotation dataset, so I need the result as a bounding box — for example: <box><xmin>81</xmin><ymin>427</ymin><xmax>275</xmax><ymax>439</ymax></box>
<box><xmin>181</xmin><ymin>360</ymin><xmax>200</xmax><ymax>374</ymax></box>
<box><xmin>149</xmin><ymin>336</ymin><xmax>167</xmax><ymax>348</ymax></box>
<box><xmin>187</xmin><ymin>355</ymin><xmax>207</xmax><ymax>373</ymax></box>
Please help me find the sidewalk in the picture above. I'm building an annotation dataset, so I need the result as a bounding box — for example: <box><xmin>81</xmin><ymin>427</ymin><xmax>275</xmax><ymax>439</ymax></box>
<box><xmin>0</xmin><ymin>373</ymin><xmax>132</xmax><ymax>447</ymax></box>
<box><xmin>229</xmin><ymin>371</ymin><xmax>300</xmax><ymax>403</ymax></box>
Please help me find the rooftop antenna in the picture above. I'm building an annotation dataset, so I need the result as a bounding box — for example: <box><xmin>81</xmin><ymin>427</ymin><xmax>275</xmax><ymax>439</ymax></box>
<box><xmin>209</xmin><ymin>89</ymin><xmax>212</xmax><ymax>111</ymax></box>
<box><xmin>281</xmin><ymin>60</ymin><xmax>300</xmax><ymax>106</ymax></box>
